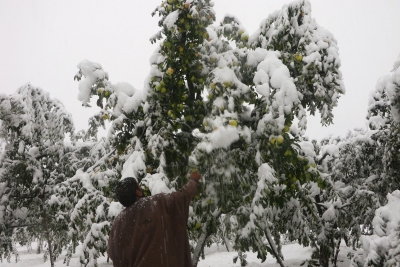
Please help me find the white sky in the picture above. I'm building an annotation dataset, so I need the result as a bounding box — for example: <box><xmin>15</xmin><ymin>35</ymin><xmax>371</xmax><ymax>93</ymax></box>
<box><xmin>1</xmin><ymin>0</ymin><xmax>399</xmax><ymax>141</ymax></box>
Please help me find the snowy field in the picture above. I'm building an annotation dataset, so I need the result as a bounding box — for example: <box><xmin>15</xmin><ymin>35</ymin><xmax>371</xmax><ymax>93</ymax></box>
<box><xmin>3</xmin><ymin>241</ymin><xmax>358</xmax><ymax>267</ymax></box>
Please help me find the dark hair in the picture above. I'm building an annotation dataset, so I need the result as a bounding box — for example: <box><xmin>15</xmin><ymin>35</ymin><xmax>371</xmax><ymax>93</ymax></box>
<box><xmin>115</xmin><ymin>177</ymin><xmax>139</xmax><ymax>207</ymax></box>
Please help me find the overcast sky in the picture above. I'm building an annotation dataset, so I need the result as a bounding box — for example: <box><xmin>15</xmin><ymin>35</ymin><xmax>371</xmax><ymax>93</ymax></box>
<box><xmin>1</xmin><ymin>0</ymin><xmax>399</xmax><ymax>141</ymax></box>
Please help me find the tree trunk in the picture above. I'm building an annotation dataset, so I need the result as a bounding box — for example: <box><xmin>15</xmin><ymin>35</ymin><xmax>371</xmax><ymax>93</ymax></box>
<box><xmin>319</xmin><ymin>243</ymin><xmax>330</xmax><ymax>267</ymax></box>
<box><xmin>333</xmin><ymin>239</ymin><xmax>341</xmax><ymax>267</ymax></box>
<box><xmin>264</xmin><ymin>227</ymin><xmax>285</xmax><ymax>267</ymax></box>
<box><xmin>223</xmin><ymin>236</ymin><xmax>232</xmax><ymax>252</ymax></box>
<box><xmin>43</xmin><ymin>210</ymin><xmax>54</xmax><ymax>267</ymax></box>
<box><xmin>192</xmin><ymin>228</ymin><xmax>211</xmax><ymax>267</ymax></box>
<box><xmin>192</xmin><ymin>209</ymin><xmax>221</xmax><ymax>267</ymax></box>
<box><xmin>37</xmin><ymin>237</ymin><xmax>42</xmax><ymax>254</ymax></box>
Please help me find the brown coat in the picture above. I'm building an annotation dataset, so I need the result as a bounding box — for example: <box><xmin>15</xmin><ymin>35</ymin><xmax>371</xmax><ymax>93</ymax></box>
<box><xmin>107</xmin><ymin>179</ymin><xmax>198</xmax><ymax>267</ymax></box>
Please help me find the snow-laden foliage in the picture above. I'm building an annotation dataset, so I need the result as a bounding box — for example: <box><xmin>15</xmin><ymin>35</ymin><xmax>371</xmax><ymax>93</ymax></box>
<box><xmin>351</xmin><ymin>191</ymin><xmax>400</xmax><ymax>267</ymax></box>
<box><xmin>311</xmin><ymin>55</ymin><xmax>400</xmax><ymax>267</ymax></box>
<box><xmin>50</xmin><ymin>140</ymin><xmax>121</xmax><ymax>267</ymax></box>
<box><xmin>340</xmin><ymin>55</ymin><xmax>400</xmax><ymax>267</ymax></box>
<box><xmin>365</xmin><ymin>55</ymin><xmax>400</xmax><ymax>197</ymax></box>
<box><xmin>248</xmin><ymin>0</ymin><xmax>345</xmax><ymax>125</ymax></box>
<box><xmin>382</xmin><ymin>54</ymin><xmax>400</xmax><ymax>123</ymax></box>
<box><xmin>316</xmin><ymin>130</ymin><xmax>383</xmax><ymax>266</ymax></box>
<box><xmin>66</xmin><ymin>1</ymin><xmax>344</xmax><ymax>266</ymax></box>
<box><xmin>0</xmin><ymin>1</ymin><xmax>345</xmax><ymax>266</ymax></box>
<box><xmin>0</xmin><ymin>84</ymin><xmax>75</xmax><ymax>265</ymax></box>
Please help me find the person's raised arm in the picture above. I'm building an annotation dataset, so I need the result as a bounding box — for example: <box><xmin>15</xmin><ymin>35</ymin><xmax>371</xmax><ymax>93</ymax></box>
<box><xmin>162</xmin><ymin>171</ymin><xmax>201</xmax><ymax>217</ymax></box>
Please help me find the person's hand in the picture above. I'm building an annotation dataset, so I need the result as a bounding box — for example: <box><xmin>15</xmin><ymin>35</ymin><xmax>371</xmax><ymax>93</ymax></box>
<box><xmin>190</xmin><ymin>171</ymin><xmax>201</xmax><ymax>182</ymax></box>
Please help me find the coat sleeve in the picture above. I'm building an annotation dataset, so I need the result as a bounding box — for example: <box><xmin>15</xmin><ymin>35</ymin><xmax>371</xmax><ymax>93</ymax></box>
<box><xmin>162</xmin><ymin>179</ymin><xmax>198</xmax><ymax>218</ymax></box>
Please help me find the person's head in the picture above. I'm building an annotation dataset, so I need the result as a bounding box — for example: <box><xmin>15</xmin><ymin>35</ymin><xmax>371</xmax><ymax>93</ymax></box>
<box><xmin>115</xmin><ymin>177</ymin><xmax>143</xmax><ymax>207</ymax></box>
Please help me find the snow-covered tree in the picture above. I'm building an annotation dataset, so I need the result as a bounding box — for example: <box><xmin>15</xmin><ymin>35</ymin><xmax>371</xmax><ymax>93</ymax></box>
<box><xmin>186</xmin><ymin>1</ymin><xmax>344</xmax><ymax>266</ymax></box>
<box><xmin>0</xmin><ymin>84</ymin><xmax>75</xmax><ymax>266</ymax></box>
<box><xmin>310</xmin><ymin>53</ymin><xmax>400</xmax><ymax>267</ymax></box>
<box><xmin>353</xmin><ymin>190</ymin><xmax>400</xmax><ymax>267</ymax></box>
<box><xmin>50</xmin><ymin>137</ymin><xmax>120</xmax><ymax>267</ymax></box>
<box><xmin>315</xmin><ymin>129</ymin><xmax>384</xmax><ymax>267</ymax></box>
<box><xmin>67</xmin><ymin>0</ymin><xmax>344</xmax><ymax>266</ymax></box>
<box><xmin>365</xmin><ymin>54</ymin><xmax>400</xmax><ymax>198</ymax></box>
<box><xmin>346</xmin><ymin>54</ymin><xmax>400</xmax><ymax>267</ymax></box>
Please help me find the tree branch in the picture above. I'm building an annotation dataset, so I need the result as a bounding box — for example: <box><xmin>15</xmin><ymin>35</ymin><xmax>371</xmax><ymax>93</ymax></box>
<box><xmin>35</xmin><ymin>154</ymin><xmax>49</xmax><ymax>160</ymax></box>
<box><xmin>264</xmin><ymin>227</ymin><xmax>285</xmax><ymax>267</ymax></box>
<box><xmin>192</xmin><ymin>209</ymin><xmax>222</xmax><ymax>267</ymax></box>
<box><xmin>6</xmin><ymin>223</ymin><xmax>40</xmax><ymax>229</ymax></box>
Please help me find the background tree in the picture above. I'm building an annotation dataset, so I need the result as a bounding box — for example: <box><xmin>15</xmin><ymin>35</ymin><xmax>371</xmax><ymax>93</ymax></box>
<box><xmin>345</xmin><ymin>54</ymin><xmax>400</xmax><ymax>267</ymax></box>
<box><xmin>0</xmin><ymin>84</ymin><xmax>75</xmax><ymax>266</ymax></box>
<box><xmin>316</xmin><ymin>129</ymin><xmax>382</xmax><ymax>267</ymax></box>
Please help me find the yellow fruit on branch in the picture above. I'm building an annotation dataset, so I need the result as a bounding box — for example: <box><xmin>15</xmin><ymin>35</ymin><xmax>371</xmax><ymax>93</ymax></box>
<box><xmin>228</xmin><ymin>120</ymin><xmax>238</xmax><ymax>127</ymax></box>
<box><xmin>283</xmin><ymin>125</ymin><xmax>290</xmax><ymax>132</ymax></box>
<box><xmin>284</xmin><ymin>150</ymin><xmax>292</xmax><ymax>156</ymax></box>
<box><xmin>166</xmin><ymin>68</ymin><xmax>174</xmax><ymax>75</ymax></box>
<box><xmin>240</xmin><ymin>34</ymin><xmax>249</xmax><ymax>41</ymax></box>
<box><xmin>293</xmin><ymin>53</ymin><xmax>303</xmax><ymax>62</ymax></box>
<box><xmin>276</xmin><ymin>135</ymin><xmax>284</xmax><ymax>144</ymax></box>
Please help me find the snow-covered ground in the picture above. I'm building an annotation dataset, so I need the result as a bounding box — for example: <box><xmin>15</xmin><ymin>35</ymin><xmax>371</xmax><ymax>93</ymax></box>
<box><xmin>3</xmin><ymin>241</ymin><xmax>357</xmax><ymax>267</ymax></box>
